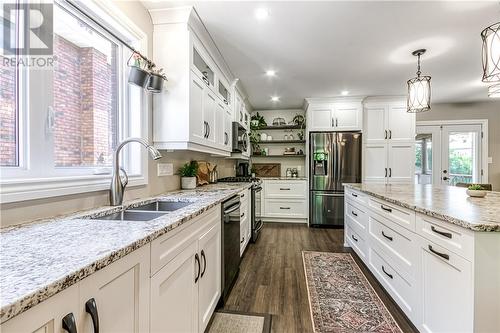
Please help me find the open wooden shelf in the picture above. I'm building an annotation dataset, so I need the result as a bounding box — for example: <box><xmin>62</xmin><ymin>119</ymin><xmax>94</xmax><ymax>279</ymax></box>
<box><xmin>251</xmin><ymin>154</ymin><xmax>306</xmax><ymax>158</ymax></box>
<box><xmin>254</xmin><ymin>125</ymin><xmax>303</xmax><ymax>130</ymax></box>
<box><xmin>257</xmin><ymin>140</ymin><xmax>305</xmax><ymax>144</ymax></box>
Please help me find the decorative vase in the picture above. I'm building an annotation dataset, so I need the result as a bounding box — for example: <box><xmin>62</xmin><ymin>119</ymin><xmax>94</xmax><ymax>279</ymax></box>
<box><xmin>466</xmin><ymin>189</ymin><xmax>487</xmax><ymax>198</ymax></box>
<box><xmin>181</xmin><ymin>177</ymin><xmax>197</xmax><ymax>190</ymax></box>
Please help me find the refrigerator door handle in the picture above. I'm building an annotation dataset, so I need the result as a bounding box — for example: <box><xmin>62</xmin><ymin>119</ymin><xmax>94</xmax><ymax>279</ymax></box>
<box><xmin>313</xmin><ymin>192</ymin><xmax>344</xmax><ymax>197</ymax></box>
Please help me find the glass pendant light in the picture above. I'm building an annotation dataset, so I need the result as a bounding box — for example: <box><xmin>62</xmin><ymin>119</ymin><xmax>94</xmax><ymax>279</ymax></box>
<box><xmin>481</xmin><ymin>22</ymin><xmax>500</xmax><ymax>83</ymax></box>
<box><xmin>407</xmin><ymin>49</ymin><xmax>431</xmax><ymax>113</ymax></box>
<box><xmin>488</xmin><ymin>83</ymin><xmax>500</xmax><ymax>98</ymax></box>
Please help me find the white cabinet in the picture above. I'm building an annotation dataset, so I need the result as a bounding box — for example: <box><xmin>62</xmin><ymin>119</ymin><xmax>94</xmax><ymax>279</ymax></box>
<box><xmin>79</xmin><ymin>245</ymin><xmax>150</xmax><ymax>333</ymax></box>
<box><xmin>306</xmin><ymin>98</ymin><xmax>363</xmax><ymax>132</ymax></box>
<box><xmin>262</xmin><ymin>180</ymin><xmax>307</xmax><ymax>222</ymax></box>
<box><xmin>239</xmin><ymin>189</ymin><xmax>251</xmax><ymax>255</ymax></box>
<box><xmin>363</xmin><ymin>98</ymin><xmax>415</xmax><ymax>184</ymax></box>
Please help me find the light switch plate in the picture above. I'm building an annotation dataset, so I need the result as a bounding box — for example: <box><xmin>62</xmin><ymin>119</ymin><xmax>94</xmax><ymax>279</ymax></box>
<box><xmin>157</xmin><ymin>163</ymin><xmax>173</xmax><ymax>176</ymax></box>
<box><xmin>488</xmin><ymin>157</ymin><xmax>493</xmax><ymax>164</ymax></box>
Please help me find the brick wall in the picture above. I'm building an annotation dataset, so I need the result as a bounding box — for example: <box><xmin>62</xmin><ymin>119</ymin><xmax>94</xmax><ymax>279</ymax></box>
<box><xmin>0</xmin><ymin>56</ymin><xmax>17</xmax><ymax>166</ymax></box>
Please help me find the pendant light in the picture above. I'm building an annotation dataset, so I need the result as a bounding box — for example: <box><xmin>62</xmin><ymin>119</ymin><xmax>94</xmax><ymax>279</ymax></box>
<box><xmin>481</xmin><ymin>22</ymin><xmax>500</xmax><ymax>83</ymax></box>
<box><xmin>407</xmin><ymin>49</ymin><xmax>431</xmax><ymax>113</ymax></box>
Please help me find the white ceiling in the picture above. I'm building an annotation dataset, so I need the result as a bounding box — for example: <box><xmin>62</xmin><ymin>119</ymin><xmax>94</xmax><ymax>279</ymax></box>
<box><xmin>143</xmin><ymin>1</ymin><xmax>499</xmax><ymax>109</ymax></box>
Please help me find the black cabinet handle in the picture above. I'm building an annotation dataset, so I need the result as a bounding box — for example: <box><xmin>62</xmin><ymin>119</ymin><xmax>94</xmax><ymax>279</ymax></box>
<box><xmin>279</xmin><ymin>188</ymin><xmax>291</xmax><ymax>191</ymax></box>
<box><xmin>202</xmin><ymin>75</ymin><xmax>210</xmax><ymax>86</ymax></box>
<box><xmin>384</xmin><ymin>130</ymin><xmax>388</xmax><ymax>139</ymax></box>
<box><xmin>194</xmin><ymin>253</ymin><xmax>201</xmax><ymax>283</ymax></box>
<box><xmin>382</xmin><ymin>231</ymin><xmax>393</xmax><ymax>241</ymax></box>
<box><xmin>389</xmin><ymin>130</ymin><xmax>392</xmax><ymax>139</ymax></box>
<box><xmin>241</xmin><ymin>236</ymin><xmax>245</xmax><ymax>244</ymax></box>
<box><xmin>240</xmin><ymin>193</ymin><xmax>245</xmax><ymax>198</ymax></box>
<box><xmin>207</xmin><ymin>123</ymin><xmax>210</xmax><ymax>138</ymax></box>
<box><xmin>351</xmin><ymin>234</ymin><xmax>358</xmax><ymax>242</ymax></box>
<box><xmin>200</xmin><ymin>250</ymin><xmax>207</xmax><ymax>278</ymax></box>
<box><xmin>385</xmin><ymin>168</ymin><xmax>387</xmax><ymax>177</ymax></box>
<box><xmin>428</xmin><ymin>245</ymin><xmax>450</xmax><ymax>260</ymax></box>
<box><xmin>351</xmin><ymin>211</ymin><xmax>358</xmax><ymax>217</ymax></box>
<box><xmin>380</xmin><ymin>205</ymin><xmax>392</xmax><ymax>213</ymax></box>
<box><xmin>85</xmin><ymin>298</ymin><xmax>99</xmax><ymax>333</ymax></box>
<box><xmin>382</xmin><ymin>265</ymin><xmax>393</xmax><ymax>279</ymax></box>
<box><xmin>203</xmin><ymin>121</ymin><xmax>208</xmax><ymax>138</ymax></box>
<box><xmin>389</xmin><ymin>168</ymin><xmax>392</xmax><ymax>177</ymax></box>
<box><xmin>280</xmin><ymin>207</ymin><xmax>291</xmax><ymax>210</ymax></box>
<box><xmin>62</xmin><ymin>313</ymin><xmax>77</xmax><ymax>333</ymax></box>
<box><xmin>431</xmin><ymin>226</ymin><xmax>452</xmax><ymax>239</ymax></box>
<box><xmin>351</xmin><ymin>193</ymin><xmax>358</xmax><ymax>197</ymax></box>
<box><xmin>241</xmin><ymin>212</ymin><xmax>245</xmax><ymax>218</ymax></box>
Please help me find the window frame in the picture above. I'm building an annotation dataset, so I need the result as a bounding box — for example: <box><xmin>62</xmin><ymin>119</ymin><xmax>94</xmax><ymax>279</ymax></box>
<box><xmin>0</xmin><ymin>0</ymin><xmax>150</xmax><ymax>203</ymax></box>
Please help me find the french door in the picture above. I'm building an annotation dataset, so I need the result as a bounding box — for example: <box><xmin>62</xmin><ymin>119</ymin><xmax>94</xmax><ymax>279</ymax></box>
<box><xmin>415</xmin><ymin>123</ymin><xmax>484</xmax><ymax>186</ymax></box>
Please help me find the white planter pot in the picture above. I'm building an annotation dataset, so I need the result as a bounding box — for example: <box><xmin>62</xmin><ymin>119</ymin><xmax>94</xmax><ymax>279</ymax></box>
<box><xmin>466</xmin><ymin>189</ymin><xmax>487</xmax><ymax>198</ymax></box>
<box><xmin>181</xmin><ymin>177</ymin><xmax>197</xmax><ymax>190</ymax></box>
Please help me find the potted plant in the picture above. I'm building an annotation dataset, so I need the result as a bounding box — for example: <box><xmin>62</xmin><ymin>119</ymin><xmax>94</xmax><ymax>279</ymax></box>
<box><xmin>127</xmin><ymin>52</ymin><xmax>151</xmax><ymax>88</ymax></box>
<box><xmin>147</xmin><ymin>65</ymin><xmax>167</xmax><ymax>93</ymax></box>
<box><xmin>249</xmin><ymin>131</ymin><xmax>261</xmax><ymax>154</ymax></box>
<box><xmin>466</xmin><ymin>184</ymin><xmax>488</xmax><ymax>198</ymax></box>
<box><xmin>250</xmin><ymin>165</ymin><xmax>256</xmax><ymax>178</ymax></box>
<box><xmin>250</xmin><ymin>112</ymin><xmax>267</xmax><ymax>130</ymax></box>
<box><xmin>178</xmin><ymin>161</ymin><xmax>198</xmax><ymax>189</ymax></box>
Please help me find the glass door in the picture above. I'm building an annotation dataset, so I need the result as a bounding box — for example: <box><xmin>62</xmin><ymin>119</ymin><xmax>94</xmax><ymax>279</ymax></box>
<box><xmin>441</xmin><ymin>125</ymin><xmax>482</xmax><ymax>186</ymax></box>
<box><xmin>415</xmin><ymin>126</ymin><xmax>441</xmax><ymax>185</ymax></box>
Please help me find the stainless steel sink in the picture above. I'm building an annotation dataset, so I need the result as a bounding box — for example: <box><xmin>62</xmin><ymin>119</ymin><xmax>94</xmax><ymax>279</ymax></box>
<box><xmin>128</xmin><ymin>201</ymin><xmax>193</xmax><ymax>212</ymax></box>
<box><xmin>92</xmin><ymin>210</ymin><xmax>167</xmax><ymax>221</ymax></box>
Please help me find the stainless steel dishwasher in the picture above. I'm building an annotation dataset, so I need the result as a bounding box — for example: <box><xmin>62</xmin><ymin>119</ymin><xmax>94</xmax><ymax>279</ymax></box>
<box><xmin>220</xmin><ymin>195</ymin><xmax>241</xmax><ymax>304</ymax></box>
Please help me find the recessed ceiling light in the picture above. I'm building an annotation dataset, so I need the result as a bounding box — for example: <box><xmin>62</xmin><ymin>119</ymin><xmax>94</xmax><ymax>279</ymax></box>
<box><xmin>271</xmin><ymin>96</ymin><xmax>280</xmax><ymax>102</ymax></box>
<box><xmin>266</xmin><ymin>70</ymin><xmax>276</xmax><ymax>77</ymax></box>
<box><xmin>255</xmin><ymin>8</ymin><xmax>270</xmax><ymax>20</ymax></box>
<box><xmin>341</xmin><ymin>90</ymin><xmax>349</xmax><ymax>96</ymax></box>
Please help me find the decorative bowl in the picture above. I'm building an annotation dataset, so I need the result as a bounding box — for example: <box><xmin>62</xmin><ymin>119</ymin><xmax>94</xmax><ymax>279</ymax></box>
<box><xmin>466</xmin><ymin>189</ymin><xmax>487</xmax><ymax>198</ymax></box>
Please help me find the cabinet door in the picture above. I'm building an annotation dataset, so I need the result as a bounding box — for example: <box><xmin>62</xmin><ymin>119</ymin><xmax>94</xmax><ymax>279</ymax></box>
<box><xmin>150</xmin><ymin>241</ymin><xmax>199</xmax><ymax>333</ymax></box>
<box><xmin>419</xmin><ymin>241</ymin><xmax>473</xmax><ymax>333</ymax></box>
<box><xmin>2</xmin><ymin>284</ymin><xmax>79</xmax><ymax>333</ymax></box>
<box><xmin>364</xmin><ymin>105</ymin><xmax>387</xmax><ymax>144</ymax></box>
<box><xmin>198</xmin><ymin>223</ymin><xmax>222</xmax><ymax>333</ymax></box>
<box><xmin>387</xmin><ymin>142</ymin><xmax>415</xmax><ymax>183</ymax></box>
<box><xmin>363</xmin><ymin>143</ymin><xmax>387</xmax><ymax>183</ymax></box>
<box><xmin>334</xmin><ymin>104</ymin><xmax>362</xmax><ymax>131</ymax></box>
<box><xmin>387</xmin><ymin>104</ymin><xmax>415</xmax><ymax>142</ymax></box>
<box><xmin>190</xmin><ymin>72</ymin><xmax>207</xmax><ymax>145</ymax></box>
<box><xmin>79</xmin><ymin>245</ymin><xmax>150</xmax><ymax>333</ymax></box>
<box><xmin>215</xmin><ymin>100</ymin><xmax>226</xmax><ymax>148</ymax></box>
<box><xmin>204</xmin><ymin>88</ymin><xmax>217</xmax><ymax>145</ymax></box>
<box><xmin>308</xmin><ymin>105</ymin><xmax>333</xmax><ymax>131</ymax></box>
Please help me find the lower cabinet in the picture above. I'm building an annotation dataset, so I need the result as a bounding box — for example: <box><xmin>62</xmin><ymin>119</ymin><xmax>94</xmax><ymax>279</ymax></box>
<box><xmin>262</xmin><ymin>179</ymin><xmax>307</xmax><ymax>222</ymax></box>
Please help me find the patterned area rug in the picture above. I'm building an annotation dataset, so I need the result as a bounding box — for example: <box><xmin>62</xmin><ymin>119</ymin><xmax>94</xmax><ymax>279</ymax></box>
<box><xmin>302</xmin><ymin>251</ymin><xmax>402</xmax><ymax>333</ymax></box>
<box><xmin>207</xmin><ymin>310</ymin><xmax>272</xmax><ymax>333</ymax></box>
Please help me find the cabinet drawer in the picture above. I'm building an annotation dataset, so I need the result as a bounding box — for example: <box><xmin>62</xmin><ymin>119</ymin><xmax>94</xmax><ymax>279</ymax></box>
<box><xmin>264</xmin><ymin>200</ymin><xmax>307</xmax><ymax>218</ymax></box>
<box><xmin>416</xmin><ymin>213</ymin><xmax>474</xmax><ymax>261</ymax></box>
<box><xmin>346</xmin><ymin>225</ymin><xmax>367</xmax><ymax>263</ymax></box>
<box><xmin>151</xmin><ymin>206</ymin><xmax>220</xmax><ymax>275</ymax></box>
<box><xmin>369</xmin><ymin>197</ymin><xmax>415</xmax><ymax>231</ymax></box>
<box><xmin>345</xmin><ymin>188</ymin><xmax>368</xmax><ymax>206</ymax></box>
<box><xmin>369</xmin><ymin>213</ymin><xmax>416</xmax><ymax>277</ymax></box>
<box><xmin>264</xmin><ymin>180</ymin><xmax>307</xmax><ymax>199</ymax></box>
<box><xmin>369</xmin><ymin>247</ymin><xmax>416</xmax><ymax>320</ymax></box>
<box><xmin>346</xmin><ymin>201</ymin><xmax>368</xmax><ymax>231</ymax></box>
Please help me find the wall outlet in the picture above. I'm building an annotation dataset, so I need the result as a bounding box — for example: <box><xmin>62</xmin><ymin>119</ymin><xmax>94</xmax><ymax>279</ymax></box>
<box><xmin>157</xmin><ymin>163</ymin><xmax>173</xmax><ymax>176</ymax></box>
<box><xmin>297</xmin><ymin>165</ymin><xmax>302</xmax><ymax>171</ymax></box>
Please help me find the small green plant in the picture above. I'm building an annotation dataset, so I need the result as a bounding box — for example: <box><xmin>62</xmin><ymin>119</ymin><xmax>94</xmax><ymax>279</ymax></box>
<box><xmin>178</xmin><ymin>161</ymin><xmax>198</xmax><ymax>177</ymax></box>
<box><xmin>468</xmin><ymin>184</ymin><xmax>484</xmax><ymax>191</ymax></box>
<box><xmin>250</xmin><ymin>112</ymin><xmax>267</xmax><ymax>130</ymax></box>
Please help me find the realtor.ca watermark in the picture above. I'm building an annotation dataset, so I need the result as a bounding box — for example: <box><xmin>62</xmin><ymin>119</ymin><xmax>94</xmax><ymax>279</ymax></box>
<box><xmin>2</xmin><ymin>2</ymin><xmax>56</xmax><ymax>69</ymax></box>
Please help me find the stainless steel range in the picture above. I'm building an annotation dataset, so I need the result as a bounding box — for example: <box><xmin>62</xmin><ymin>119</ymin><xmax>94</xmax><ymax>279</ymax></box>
<box><xmin>218</xmin><ymin>177</ymin><xmax>263</xmax><ymax>242</ymax></box>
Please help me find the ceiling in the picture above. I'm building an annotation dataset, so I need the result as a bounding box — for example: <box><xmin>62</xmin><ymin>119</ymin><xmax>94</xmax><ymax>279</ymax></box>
<box><xmin>143</xmin><ymin>1</ymin><xmax>499</xmax><ymax>109</ymax></box>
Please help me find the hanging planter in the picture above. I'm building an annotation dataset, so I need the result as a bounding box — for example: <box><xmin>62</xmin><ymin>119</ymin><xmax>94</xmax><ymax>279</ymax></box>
<box><xmin>146</xmin><ymin>66</ymin><xmax>167</xmax><ymax>93</ymax></box>
<box><xmin>127</xmin><ymin>52</ymin><xmax>150</xmax><ymax>88</ymax></box>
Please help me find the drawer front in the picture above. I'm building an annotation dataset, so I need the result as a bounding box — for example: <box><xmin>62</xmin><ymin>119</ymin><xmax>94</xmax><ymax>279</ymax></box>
<box><xmin>369</xmin><ymin>197</ymin><xmax>416</xmax><ymax>231</ymax></box>
<box><xmin>345</xmin><ymin>188</ymin><xmax>368</xmax><ymax>206</ymax></box>
<box><xmin>265</xmin><ymin>199</ymin><xmax>307</xmax><ymax>218</ymax></box>
<box><xmin>369</xmin><ymin>247</ymin><xmax>417</xmax><ymax>320</ymax></box>
<box><xmin>346</xmin><ymin>225</ymin><xmax>367</xmax><ymax>263</ymax></box>
<box><xmin>346</xmin><ymin>201</ymin><xmax>368</xmax><ymax>231</ymax></box>
<box><xmin>369</xmin><ymin>213</ymin><xmax>416</xmax><ymax>277</ymax></box>
<box><xmin>416</xmin><ymin>213</ymin><xmax>474</xmax><ymax>261</ymax></box>
<box><xmin>264</xmin><ymin>180</ymin><xmax>307</xmax><ymax>199</ymax></box>
<box><xmin>151</xmin><ymin>206</ymin><xmax>220</xmax><ymax>275</ymax></box>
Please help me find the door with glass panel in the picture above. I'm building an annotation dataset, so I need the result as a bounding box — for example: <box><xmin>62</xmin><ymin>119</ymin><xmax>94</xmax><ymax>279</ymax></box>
<box><xmin>415</xmin><ymin>126</ymin><xmax>441</xmax><ymax>185</ymax></box>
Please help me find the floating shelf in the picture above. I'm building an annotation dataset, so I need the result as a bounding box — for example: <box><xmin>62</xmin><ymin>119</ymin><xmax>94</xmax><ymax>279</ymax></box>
<box><xmin>257</xmin><ymin>140</ymin><xmax>305</xmax><ymax>144</ymax></box>
<box><xmin>251</xmin><ymin>154</ymin><xmax>306</xmax><ymax>158</ymax></box>
<box><xmin>254</xmin><ymin>125</ymin><xmax>303</xmax><ymax>130</ymax></box>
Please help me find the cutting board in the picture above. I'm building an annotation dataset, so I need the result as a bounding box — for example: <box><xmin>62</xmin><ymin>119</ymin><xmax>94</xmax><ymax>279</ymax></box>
<box><xmin>253</xmin><ymin>163</ymin><xmax>281</xmax><ymax>177</ymax></box>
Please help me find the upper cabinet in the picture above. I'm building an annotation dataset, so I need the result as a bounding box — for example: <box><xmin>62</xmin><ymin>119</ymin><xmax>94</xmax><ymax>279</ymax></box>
<box><xmin>364</xmin><ymin>99</ymin><xmax>415</xmax><ymax>144</ymax></box>
<box><xmin>150</xmin><ymin>7</ymin><xmax>238</xmax><ymax>156</ymax></box>
<box><xmin>306</xmin><ymin>98</ymin><xmax>363</xmax><ymax>132</ymax></box>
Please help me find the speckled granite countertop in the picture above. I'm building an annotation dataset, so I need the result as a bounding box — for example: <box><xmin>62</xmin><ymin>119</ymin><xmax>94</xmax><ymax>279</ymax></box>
<box><xmin>344</xmin><ymin>183</ymin><xmax>500</xmax><ymax>232</ymax></box>
<box><xmin>0</xmin><ymin>183</ymin><xmax>251</xmax><ymax>323</ymax></box>
<box><xmin>260</xmin><ymin>177</ymin><xmax>307</xmax><ymax>180</ymax></box>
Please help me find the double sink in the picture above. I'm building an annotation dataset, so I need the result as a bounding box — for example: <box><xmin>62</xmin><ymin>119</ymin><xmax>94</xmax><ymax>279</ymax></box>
<box><xmin>91</xmin><ymin>200</ymin><xmax>193</xmax><ymax>221</ymax></box>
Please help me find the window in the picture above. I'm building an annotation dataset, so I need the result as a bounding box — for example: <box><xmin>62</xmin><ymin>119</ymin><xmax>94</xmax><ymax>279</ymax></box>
<box><xmin>0</xmin><ymin>1</ymin><xmax>148</xmax><ymax>202</ymax></box>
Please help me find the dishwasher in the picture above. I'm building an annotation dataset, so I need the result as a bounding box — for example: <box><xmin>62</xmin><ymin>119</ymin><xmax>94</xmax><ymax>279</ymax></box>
<box><xmin>220</xmin><ymin>195</ymin><xmax>241</xmax><ymax>304</ymax></box>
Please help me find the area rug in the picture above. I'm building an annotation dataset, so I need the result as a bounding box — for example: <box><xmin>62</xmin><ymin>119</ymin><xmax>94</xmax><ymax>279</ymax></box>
<box><xmin>302</xmin><ymin>251</ymin><xmax>402</xmax><ymax>333</ymax></box>
<box><xmin>206</xmin><ymin>310</ymin><xmax>272</xmax><ymax>333</ymax></box>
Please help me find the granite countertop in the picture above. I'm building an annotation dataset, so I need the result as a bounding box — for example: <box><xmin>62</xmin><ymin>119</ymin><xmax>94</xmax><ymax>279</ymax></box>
<box><xmin>260</xmin><ymin>177</ymin><xmax>307</xmax><ymax>180</ymax></box>
<box><xmin>0</xmin><ymin>183</ymin><xmax>251</xmax><ymax>323</ymax></box>
<box><xmin>344</xmin><ymin>183</ymin><xmax>500</xmax><ymax>232</ymax></box>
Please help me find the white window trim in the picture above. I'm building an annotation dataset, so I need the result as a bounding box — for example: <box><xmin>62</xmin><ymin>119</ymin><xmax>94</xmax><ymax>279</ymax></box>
<box><xmin>0</xmin><ymin>0</ymin><xmax>150</xmax><ymax>204</ymax></box>
<box><xmin>416</xmin><ymin>119</ymin><xmax>489</xmax><ymax>184</ymax></box>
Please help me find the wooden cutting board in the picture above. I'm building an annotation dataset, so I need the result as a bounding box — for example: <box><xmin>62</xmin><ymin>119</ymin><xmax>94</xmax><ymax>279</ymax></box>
<box><xmin>253</xmin><ymin>163</ymin><xmax>281</xmax><ymax>177</ymax></box>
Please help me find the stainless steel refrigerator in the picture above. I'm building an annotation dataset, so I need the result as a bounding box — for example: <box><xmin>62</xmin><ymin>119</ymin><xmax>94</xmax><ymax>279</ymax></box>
<box><xmin>309</xmin><ymin>132</ymin><xmax>362</xmax><ymax>227</ymax></box>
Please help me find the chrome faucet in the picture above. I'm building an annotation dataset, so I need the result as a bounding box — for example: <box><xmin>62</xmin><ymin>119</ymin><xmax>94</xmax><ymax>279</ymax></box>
<box><xmin>110</xmin><ymin>138</ymin><xmax>162</xmax><ymax>206</ymax></box>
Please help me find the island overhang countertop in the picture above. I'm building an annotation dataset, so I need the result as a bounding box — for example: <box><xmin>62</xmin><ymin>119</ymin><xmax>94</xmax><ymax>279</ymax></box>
<box><xmin>344</xmin><ymin>183</ymin><xmax>500</xmax><ymax>232</ymax></box>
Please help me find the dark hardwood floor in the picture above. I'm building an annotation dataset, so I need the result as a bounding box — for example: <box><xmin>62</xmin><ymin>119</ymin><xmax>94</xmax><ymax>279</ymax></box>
<box><xmin>223</xmin><ymin>223</ymin><xmax>418</xmax><ymax>333</ymax></box>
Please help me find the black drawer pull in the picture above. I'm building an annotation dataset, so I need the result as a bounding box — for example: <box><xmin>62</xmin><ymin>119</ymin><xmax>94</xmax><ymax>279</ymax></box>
<box><xmin>194</xmin><ymin>253</ymin><xmax>201</xmax><ymax>283</ymax></box>
<box><xmin>431</xmin><ymin>226</ymin><xmax>452</xmax><ymax>239</ymax></box>
<box><xmin>351</xmin><ymin>234</ymin><xmax>358</xmax><ymax>242</ymax></box>
<box><xmin>280</xmin><ymin>207</ymin><xmax>291</xmax><ymax>210</ymax></box>
<box><xmin>382</xmin><ymin>265</ymin><xmax>393</xmax><ymax>279</ymax></box>
<box><xmin>280</xmin><ymin>188</ymin><xmax>291</xmax><ymax>191</ymax></box>
<box><xmin>351</xmin><ymin>211</ymin><xmax>358</xmax><ymax>217</ymax></box>
<box><xmin>428</xmin><ymin>245</ymin><xmax>450</xmax><ymax>260</ymax></box>
<box><xmin>62</xmin><ymin>313</ymin><xmax>77</xmax><ymax>333</ymax></box>
<box><xmin>241</xmin><ymin>212</ymin><xmax>245</xmax><ymax>218</ymax></box>
<box><xmin>85</xmin><ymin>298</ymin><xmax>99</xmax><ymax>333</ymax></box>
<box><xmin>380</xmin><ymin>205</ymin><xmax>392</xmax><ymax>213</ymax></box>
<box><xmin>241</xmin><ymin>236</ymin><xmax>245</xmax><ymax>244</ymax></box>
<box><xmin>382</xmin><ymin>231</ymin><xmax>393</xmax><ymax>241</ymax></box>
<box><xmin>351</xmin><ymin>193</ymin><xmax>358</xmax><ymax>197</ymax></box>
<box><xmin>200</xmin><ymin>250</ymin><xmax>207</xmax><ymax>278</ymax></box>
<box><xmin>240</xmin><ymin>193</ymin><xmax>245</xmax><ymax>198</ymax></box>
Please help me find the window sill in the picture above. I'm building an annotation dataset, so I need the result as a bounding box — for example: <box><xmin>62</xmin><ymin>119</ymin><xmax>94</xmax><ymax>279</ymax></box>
<box><xmin>0</xmin><ymin>175</ymin><xmax>147</xmax><ymax>204</ymax></box>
